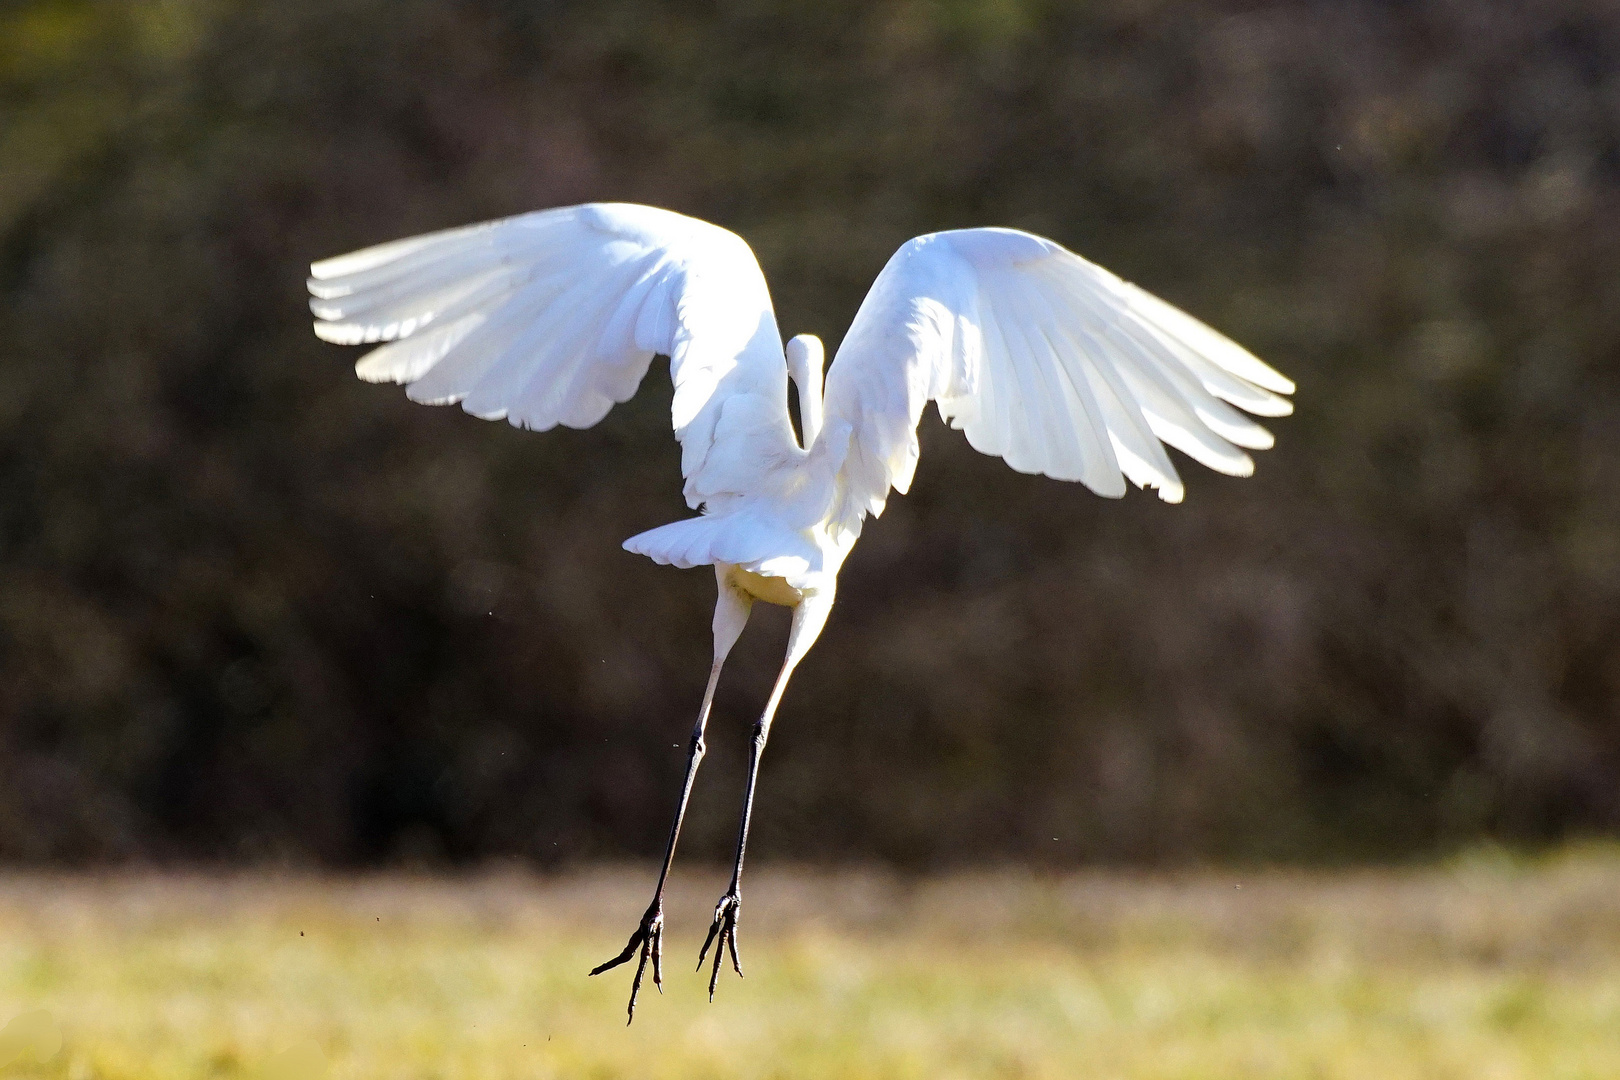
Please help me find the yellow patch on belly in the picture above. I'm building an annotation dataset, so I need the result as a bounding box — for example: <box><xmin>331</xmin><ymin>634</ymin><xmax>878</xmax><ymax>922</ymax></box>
<box><xmin>726</xmin><ymin>566</ymin><xmax>805</xmax><ymax>608</ymax></box>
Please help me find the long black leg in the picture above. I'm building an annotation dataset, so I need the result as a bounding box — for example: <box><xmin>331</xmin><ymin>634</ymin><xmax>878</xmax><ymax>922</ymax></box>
<box><xmin>591</xmin><ymin>579</ymin><xmax>751</xmax><ymax>1023</ymax></box>
<box><xmin>699</xmin><ymin>590</ymin><xmax>834</xmax><ymax>1000</ymax></box>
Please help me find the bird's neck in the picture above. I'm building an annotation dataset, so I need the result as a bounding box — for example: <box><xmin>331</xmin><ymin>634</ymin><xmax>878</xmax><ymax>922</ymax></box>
<box><xmin>786</xmin><ymin>333</ymin><xmax>826</xmax><ymax>449</ymax></box>
<box><xmin>796</xmin><ymin>365</ymin><xmax>824</xmax><ymax>447</ymax></box>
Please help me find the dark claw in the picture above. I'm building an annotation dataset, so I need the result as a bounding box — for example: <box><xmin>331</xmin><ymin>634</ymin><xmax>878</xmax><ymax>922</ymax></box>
<box><xmin>697</xmin><ymin>891</ymin><xmax>742</xmax><ymax>1001</ymax></box>
<box><xmin>697</xmin><ymin>921</ymin><xmax>721</xmax><ymax>970</ymax></box>
<box><xmin>727</xmin><ymin>915</ymin><xmax>743</xmax><ymax>977</ymax></box>
<box><xmin>591</xmin><ymin>901</ymin><xmax>664</xmax><ymax>1024</ymax></box>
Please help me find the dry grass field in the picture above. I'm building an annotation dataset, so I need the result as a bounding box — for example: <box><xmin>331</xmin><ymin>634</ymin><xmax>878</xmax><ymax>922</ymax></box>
<box><xmin>2</xmin><ymin>847</ymin><xmax>1619</xmax><ymax>1079</ymax></box>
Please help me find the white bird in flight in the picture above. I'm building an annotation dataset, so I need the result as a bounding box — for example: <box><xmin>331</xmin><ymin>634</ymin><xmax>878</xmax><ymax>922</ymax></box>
<box><xmin>307</xmin><ymin>202</ymin><xmax>1294</xmax><ymax>1020</ymax></box>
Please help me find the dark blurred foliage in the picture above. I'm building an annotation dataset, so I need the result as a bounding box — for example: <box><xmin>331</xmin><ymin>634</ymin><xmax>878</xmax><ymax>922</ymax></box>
<box><xmin>2</xmin><ymin>0</ymin><xmax>1619</xmax><ymax>866</ymax></box>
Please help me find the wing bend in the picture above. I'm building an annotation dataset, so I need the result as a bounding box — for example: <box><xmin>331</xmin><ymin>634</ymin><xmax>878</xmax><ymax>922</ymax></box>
<box><xmin>308</xmin><ymin>202</ymin><xmax>801</xmax><ymax>510</ymax></box>
<box><xmin>820</xmin><ymin>228</ymin><xmax>1295</xmax><ymax>531</ymax></box>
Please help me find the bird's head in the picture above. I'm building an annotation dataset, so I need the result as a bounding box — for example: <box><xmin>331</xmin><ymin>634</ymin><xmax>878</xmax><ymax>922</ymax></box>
<box><xmin>785</xmin><ymin>333</ymin><xmax>824</xmax><ymax>398</ymax></box>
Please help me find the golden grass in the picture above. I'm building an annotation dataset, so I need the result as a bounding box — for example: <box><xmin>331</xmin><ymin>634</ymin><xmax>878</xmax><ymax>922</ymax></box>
<box><xmin>2</xmin><ymin>846</ymin><xmax>1620</xmax><ymax>1078</ymax></box>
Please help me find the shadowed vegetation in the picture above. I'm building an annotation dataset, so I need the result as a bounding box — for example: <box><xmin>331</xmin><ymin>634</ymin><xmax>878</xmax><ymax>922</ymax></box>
<box><xmin>1</xmin><ymin>0</ymin><xmax>1619</xmax><ymax>865</ymax></box>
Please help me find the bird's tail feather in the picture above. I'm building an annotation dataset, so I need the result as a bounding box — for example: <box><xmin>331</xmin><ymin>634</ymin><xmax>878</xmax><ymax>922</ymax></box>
<box><xmin>623</xmin><ymin>510</ymin><xmax>820</xmax><ymax>587</ymax></box>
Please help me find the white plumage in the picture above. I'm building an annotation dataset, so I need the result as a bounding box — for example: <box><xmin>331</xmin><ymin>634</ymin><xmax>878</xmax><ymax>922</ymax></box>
<box><xmin>308</xmin><ymin>201</ymin><xmax>1294</xmax><ymax>1019</ymax></box>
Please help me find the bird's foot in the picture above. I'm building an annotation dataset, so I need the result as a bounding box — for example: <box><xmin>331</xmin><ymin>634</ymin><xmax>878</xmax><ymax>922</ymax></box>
<box><xmin>696</xmin><ymin>888</ymin><xmax>743</xmax><ymax>1000</ymax></box>
<box><xmin>589</xmin><ymin>898</ymin><xmax>664</xmax><ymax>1024</ymax></box>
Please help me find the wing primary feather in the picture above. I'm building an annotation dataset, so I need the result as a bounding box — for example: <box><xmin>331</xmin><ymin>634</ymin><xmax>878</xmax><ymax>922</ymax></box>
<box><xmin>354</xmin><ymin>313</ymin><xmax>486</xmax><ymax>385</ymax></box>
<box><xmin>1050</xmin><ymin>262</ymin><xmax>1292</xmax><ymax>420</ymax></box>
<box><xmin>463</xmin><ymin>257</ymin><xmax>639</xmax><ymax>421</ymax></box>
<box><xmin>443</xmin><ymin>268</ymin><xmax>622</xmax><ymax>419</ymax></box>
<box><xmin>1000</xmin><ymin>296</ymin><xmax>1070</xmax><ymax>477</ymax></box>
<box><xmin>309</xmin><ymin>207</ymin><xmax>573</xmax><ymax>282</ymax></box>
<box><xmin>1047</xmin><ymin>264</ymin><xmax>1256</xmax><ymax>473</ymax></box>
<box><xmin>970</xmin><ymin>303</ymin><xmax>1024</xmax><ymax>467</ymax></box>
<box><xmin>995</xmin><ymin>282</ymin><xmax>1078</xmax><ymax>479</ymax></box>
<box><xmin>1115</xmin><ymin>364</ymin><xmax>1255</xmax><ymax>476</ymax></box>
<box><xmin>1117</xmin><ymin>280</ymin><xmax>1295</xmax><ymax>394</ymax></box>
<box><xmin>1034</xmin><ymin>276</ymin><xmax>1182</xmax><ymax>501</ymax></box>
<box><xmin>1092</xmin><ymin>293</ymin><xmax>1278</xmax><ymax>450</ymax></box>
<box><xmin>981</xmin><ymin>291</ymin><xmax>1044</xmax><ymax>473</ymax></box>
<box><xmin>313</xmin><ymin>266</ymin><xmax>541</xmax><ymax>346</ymax></box>
<box><xmin>501</xmin><ymin>260</ymin><xmax>649</xmax><ymax>428</ymax></box>
<box><xmin>992</xmin><ymin>279</ymin><xmax>1095</xmax><ymax>486</ymax></box>
<box><xmin>309</xmin><ymin>227</ymin><xmax>481</xmax><ymax>282</ymax></box>
<box><xmin>1052</xmin><ymin>255</ymin><xmax>1294</xmax><ymax>398</ymax></box>
<box><xmin>309</xmin><ymin>264</ymin><xmax>517</xmax><ymax>336</ymax></box>
<box><xmin>308</xmin><ymin>247</ymin><xmax>516</xmax><ymax>320</ymax></box>
<box><xmin>1054</xmin><ymin>321</ymin><xmax>1184</xmax><ymax>501</ymax></box>
<box><xmin>1022</xmin><ymin>276</ymin><xmax>1130</xmax><ymax>492</ymax></box>
<box><xmin>1016</xmin><ymin>276</ymin><xmax>1139</xmax><ymax>495</ymax></box>
<box><xmin>1121</xmin><ymin>309</ymin><xmax>1293</xmax><ymax>420</ymax></box>
<box><xmin>400</xmin><ymin>273</ymin><xmax>574</xmax><ymax>405</ymax></box>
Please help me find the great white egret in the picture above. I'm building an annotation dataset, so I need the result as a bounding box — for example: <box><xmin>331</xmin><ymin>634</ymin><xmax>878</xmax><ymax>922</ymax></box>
<box><xmin>308</xmin><ymin>202</ymin><xmax>1294</xmax><ymax>1020</ymax></box>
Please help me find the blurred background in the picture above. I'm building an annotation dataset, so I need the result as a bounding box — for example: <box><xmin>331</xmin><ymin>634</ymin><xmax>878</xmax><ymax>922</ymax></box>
<box><xmin>3</xmin><ymin>0</ymin><xmax>1619</xmax><ymax>872</ymax></box>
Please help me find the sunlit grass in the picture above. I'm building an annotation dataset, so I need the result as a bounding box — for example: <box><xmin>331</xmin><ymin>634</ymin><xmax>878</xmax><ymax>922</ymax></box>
<box><xmin>3</xmin><ymin>846</ymin><xmax>1620</xmax><ymax>1078</ymax></box>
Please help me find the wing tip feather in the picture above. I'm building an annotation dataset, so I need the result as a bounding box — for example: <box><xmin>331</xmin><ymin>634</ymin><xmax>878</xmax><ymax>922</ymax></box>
<box><xmin>353</xmin><ymin>359</ymin><xmax>400</xmax><ymax>384</ymax></box>
<box><xmin>313</xmin><ymin>320</ymin><xmax>358</xmax><ymax>344</ymax></box>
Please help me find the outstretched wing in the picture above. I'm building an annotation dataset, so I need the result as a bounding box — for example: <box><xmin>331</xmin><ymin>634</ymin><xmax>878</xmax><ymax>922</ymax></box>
<box><xmin>308</xmin><ymin>202</ymin><xmax>801</xmax><ymax>510</ymax></box>
<box><xmin>820</xmin><ymin>227</ymin><xmax>1294</xmax><ymax>530</ymax></box>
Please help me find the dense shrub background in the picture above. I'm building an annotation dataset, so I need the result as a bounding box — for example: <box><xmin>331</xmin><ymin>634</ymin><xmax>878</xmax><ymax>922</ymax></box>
<box><xmin>2</xmin><ymin>0</ymin><xmax>1618</xmax><ymax>865</ymax></box>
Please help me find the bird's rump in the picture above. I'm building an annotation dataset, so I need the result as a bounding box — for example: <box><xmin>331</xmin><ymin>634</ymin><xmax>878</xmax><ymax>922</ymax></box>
<box><xmin>307</xmin><ymin>203</ymin><xmax>804</xmax><ymax>512</ymax></box>
<box><xmin>819</xmin><ymin>227</ymin><xmax>1296</xmax><ymax>533</ymax></box>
